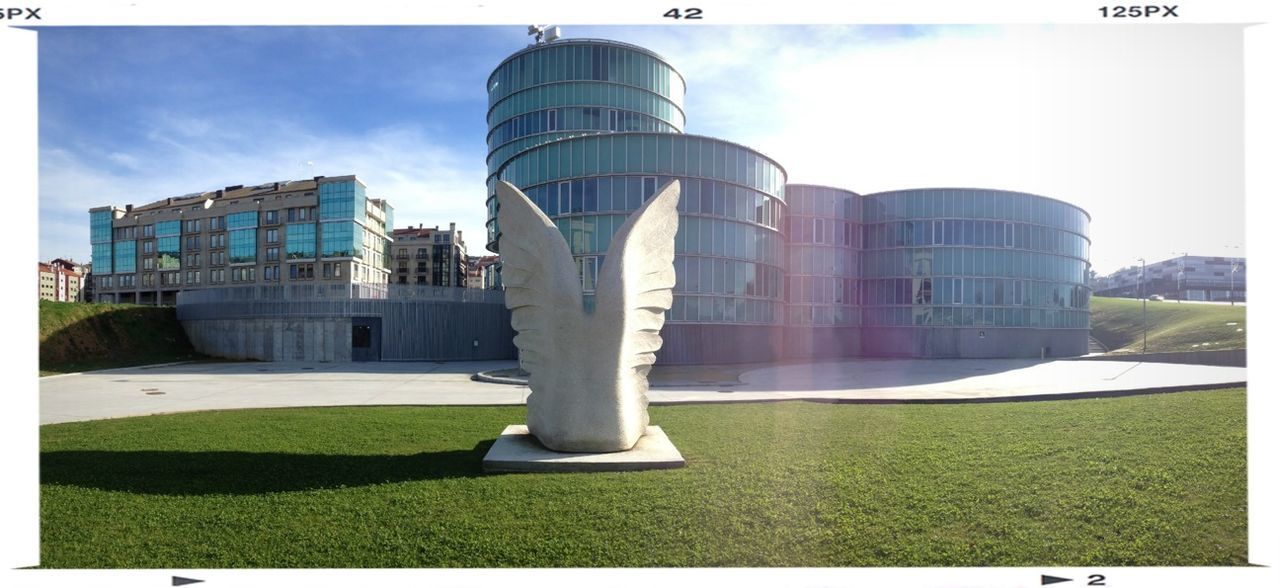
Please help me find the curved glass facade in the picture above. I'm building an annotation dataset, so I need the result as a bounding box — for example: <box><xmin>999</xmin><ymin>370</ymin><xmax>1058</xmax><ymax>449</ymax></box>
<box><xmin>484</xmin><ymin>36</ymin><xmax>1093</xmax><ymax>362</ymax></box>
<box><xmin>859</xmin><ymin>188</ymin><xmax>1091</xmax><ymax>331</ymax></box>
<box><xmin>493</xmin><ymin>132</ymin><xmax>789</xmax><ymax>326</ymax></box>
<box><xmin>784</xmin><ymin>185</ymin><xmax>861</xmax><ymax>327</ymax></box>
<box><xmin>486</xmin><ymin>39</ymin><xmax>688</xmax><ymax>252</ymax></box>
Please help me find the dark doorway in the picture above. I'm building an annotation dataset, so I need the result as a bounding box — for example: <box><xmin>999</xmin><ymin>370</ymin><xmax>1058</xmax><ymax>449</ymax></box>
<box><xmin>351</xmin><ymin>317</ymin><xmax>381</xmax><ymax>362</ymax></box>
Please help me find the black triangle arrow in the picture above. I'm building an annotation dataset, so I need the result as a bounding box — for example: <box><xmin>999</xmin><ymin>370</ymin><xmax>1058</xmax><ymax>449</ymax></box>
<box><xmin>1041</xmin><ymin>575</ymin><xmax>1072</xmax><ymax>585</ymax></box>
<box><xmin>172</xmin><ymin>577</ymin><xmax>204</xmax><ymax>587</ymax></box>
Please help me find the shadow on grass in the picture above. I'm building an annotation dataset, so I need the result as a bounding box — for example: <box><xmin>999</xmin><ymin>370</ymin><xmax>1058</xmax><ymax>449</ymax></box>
<box><xmin>41</xmin><ymin>440</ymin><xmax>496</xmax><ymax>495</ymax></box>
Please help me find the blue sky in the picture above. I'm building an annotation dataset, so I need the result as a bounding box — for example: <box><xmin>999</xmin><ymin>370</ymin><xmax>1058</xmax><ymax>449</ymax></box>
<box><xmin>37</xmin><ymin>24</ymin><xmax>1246</xmax><ymax>275</ymax></box>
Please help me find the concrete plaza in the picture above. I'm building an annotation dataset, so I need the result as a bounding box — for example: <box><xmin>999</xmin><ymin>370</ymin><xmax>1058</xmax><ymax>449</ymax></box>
<box><xmin>38</xmin><ymin>357</ymin><xmax>1246</xmax><ymax>425</ymax></box>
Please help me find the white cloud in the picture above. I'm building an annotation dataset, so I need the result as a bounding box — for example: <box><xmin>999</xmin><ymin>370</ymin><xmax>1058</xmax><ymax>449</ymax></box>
<box><xmin>40</xmin><ymin>113</ymin><xmax>491</xmax><ymax>261</ymax></box>
<box><xmin>40</xmin><ymin>25</ymin><xmax>1247</xmax><ymax>275</ymax></box>
<box><xmin>608</xmin><ymin>25</ymin><xmax>1246</xmax><ymax>274</ymax></box>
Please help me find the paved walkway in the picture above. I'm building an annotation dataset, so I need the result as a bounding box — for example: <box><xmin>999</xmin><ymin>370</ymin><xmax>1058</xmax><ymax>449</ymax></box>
<box><xmin>39</xmin><ymin>358</ymin><xmax>1246</xmax><ymax>425</ymax></box>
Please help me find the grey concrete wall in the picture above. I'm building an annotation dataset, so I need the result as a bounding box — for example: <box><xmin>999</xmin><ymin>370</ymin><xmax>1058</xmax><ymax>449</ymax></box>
<box><xmin>183</xmin><ymin>318</ymin><xmax>352</xmax><ymax>362</ymax></box>
<box><xmin>657</xmin><ymin>324</ymin><xmax>787</xmax><ymax>364</ymax></box>
<box><xmin>1070</xmin><ymin>348</ymin><xmax>1246</xmax><ymax>367</ymax></box>
<box><xmin>178</xmin><ymin>297</ymin><xmax>516</xmax><ymax>362</ymax></box>
<box><xmin>783</xmin><ymin>327</ymin><xmax>860</xmax><ymax>359</ymax></box>
<box><xmin>861</xmin><ymin>327</ymin><xmax>1089</xmax><ymax>358</ymax></box>
<box><xmin>379</xmin><ymin>300</ymin><xmax>516</xmax><ymax>361</ymax></box>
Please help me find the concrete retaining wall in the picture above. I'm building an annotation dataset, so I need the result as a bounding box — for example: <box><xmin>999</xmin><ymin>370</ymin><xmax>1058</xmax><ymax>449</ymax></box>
<box><xmin>178</xmin><ymin>296</ymin><xmax>517</xmax><ymax>362</ymax></box>
<box><xmin>784</xmin><ymin>327</ymin><xmax>860</xmax><ymax>359</ymax></box>
<box><xmin>657</xmin><ymin>324</ymin><xmax>787</xmax><ymax>364</ymax></box>
<box><xmin>183</xmin><ymin>318</ymin><xmax>352</xmax><ymax>361</ymax></box>
<box><xmin>1071</xmin><ymin>348</ymin><xmax>1246</xmax><ymax>367</ymax></box>
<box><xmin>861</xmin><ymin>327</ymin><xmax>1090</xmax><ymax>358</ymax></box>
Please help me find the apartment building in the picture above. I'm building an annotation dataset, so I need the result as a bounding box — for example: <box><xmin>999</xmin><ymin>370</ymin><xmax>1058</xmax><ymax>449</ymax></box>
<box><xmin>466</xmin><ymin>255</ymin><xmax>500</xmax><ymax>289</ymax></box>
<box><xmin>89</xmin><ymin>175</ymin><xmax>394</xmax><ymax>305</ymax></box>
<box><xmin>38</xmin><ymin>258</ymin><xmax>85</xmax><ymax>302</ymax></box>
<box><xmin>389</xmin><ymin>222</ymin><xmax>467</xmax><ymax>287</ymax></box>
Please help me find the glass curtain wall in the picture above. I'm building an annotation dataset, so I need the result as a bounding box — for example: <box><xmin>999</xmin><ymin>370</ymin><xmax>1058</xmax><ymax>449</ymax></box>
<box><xmin>859</xmin><ymin>188</ymin><xmax>1091</xmax><ymax>330</ymax></box>
<box><xmin>485</xmin><ymin>39</ymin><xmax>687</xmax><ymax>252</ymax></box>
<box><xmin>495</xmin><ymin>132</ymin><xmax>789</xmax><ymax>325</ymax></box>
<box><xmin>784</xmin><ymin>185</ymin><xmax>861</xmax><ymax>328</ymax></box>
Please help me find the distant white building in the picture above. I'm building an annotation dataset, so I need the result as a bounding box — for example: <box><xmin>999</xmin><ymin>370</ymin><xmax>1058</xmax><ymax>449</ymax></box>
<box><xmin>38</xmin><ymin>258</ymin><xmax>85</xmax><ymax>302</ymax></box>
<box><xmin>1093</xmin><ymin>254</ymin><xmax>1246</xmax><ymax>302</ymax></box>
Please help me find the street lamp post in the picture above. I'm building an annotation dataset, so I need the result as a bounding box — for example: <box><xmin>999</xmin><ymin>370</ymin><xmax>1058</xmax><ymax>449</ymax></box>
<box><xmin>1230</xmin><ymin>259</ymin><xmax>1240</xmax><ymax>305</ymax></box>
<box><xmin>1172</xmin><ymin>251</ymin><xmax>1187</xmax><ymax>303</ymax></box>
<box><xmin>1225</xmin><ymin>245</ymin><xmax>1241</xmax><ymax>306</ymax></box>
<box><xmin>1138</xmin><ymin>257</ymin><xmax>1147</xmax><ymax>353</ymax></box>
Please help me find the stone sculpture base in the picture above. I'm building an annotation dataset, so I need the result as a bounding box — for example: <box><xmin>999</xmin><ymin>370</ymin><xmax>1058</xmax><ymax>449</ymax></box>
<box><xmin>482</xmin><ymin>425</ymin><xmax>685</xmax><ymax>473</ymax></box>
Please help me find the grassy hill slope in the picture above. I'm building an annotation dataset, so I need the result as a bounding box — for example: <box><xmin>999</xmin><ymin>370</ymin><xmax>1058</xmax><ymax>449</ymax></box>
<box><xmin>39</xmin><ymin>301</ymin><xmax>204</xmax><ymax>375</ymax></box>
<box><xmin>1090</xmin><ymin>296</ymin><xmax>1246</xmax><ymax>353</ymax></box>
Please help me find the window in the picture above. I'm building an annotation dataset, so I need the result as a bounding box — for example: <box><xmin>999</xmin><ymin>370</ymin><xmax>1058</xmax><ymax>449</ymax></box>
<box><xmin>264</xmin><ymin>210</ymin><xmax>279</xmax><ymax>225</ymax></box>
<box><xmin>286</xmin><ymin>223</ymin><xmax>318</xmax><ymax>259</ymax></box>
<box><xmin>227</xmin><ymin>211</ymin><xmax>258</xmax><ymax>230</ymax></box>
<box><xmin>143</xmin><ymin>257</ymin><xmax>155</xmax><ymax>270</ymax></box>
<box><xmin>186</xmin><ymin>271</ymin><xmax>201</xmax><ymax>285</ymax></box>
<box><xmin>266</xmin><ymin>228</ymin><xmax>280</xmax><ymax>243</ymax></box>
<box><xmin>143</xmin><ymin>240</ymin><xmax>154</xmax><ymax>254</ymax></box>
<box><xmin>548</xmin><ymin>108</ymin><xmax>558</xmax><ymax>131</ymax></box>
<box><xmin>142</xmin><ymin>273</ymin><xmax>155</xmax><ymax>287</ymax></box>
<box><xmin>184</xmin><ymin>253</ymin><xmax>201</xmax><ymax>267</ymax></box>
<box><xmin>264</xmin><ymin>265</ymin><xmax>279</xmax><ymax>281</ymax></box>
<box><xmin>184</xmin><ymin>219</ymin><xmax>201</xmax><ymax>233</ymax></box>
<box><xmin>608</xmin><ymin>109</ymin><xmax>618</xmax><ymax>131</ymax></box>
<box><xmin>228</xmin><ymin>229</ymin><xmax>257</xmax><ymax>263</ymax></box>
<box><xmin>185</xmin><ymin>235</ymin><xmax>200</xmax><ymax>250</ymax></box>
<box><xmin>142</xmin><ymin>224</ymin><xmax>155</xmax><ymax>238</ymax></box>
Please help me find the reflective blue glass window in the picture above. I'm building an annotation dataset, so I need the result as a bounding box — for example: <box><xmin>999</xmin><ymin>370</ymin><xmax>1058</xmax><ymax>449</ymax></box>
<box><xmin>286</xmin><ymin>223</ymin><xmax>317</xmax><ymax>259</ymax></box>
<box><xmin>228</xmin><ymin>229</ymin><xmax>256</xmax><ymax>263</ymax></box>
<box><xmin>113</xmin><ymin>241</ymin><xmax>137</xmax><ymax>273</ymax></box>
<box><xmin>227</xmin><ymin>211</ymin><xmax>257</xmax><ymax>230</ymax></box>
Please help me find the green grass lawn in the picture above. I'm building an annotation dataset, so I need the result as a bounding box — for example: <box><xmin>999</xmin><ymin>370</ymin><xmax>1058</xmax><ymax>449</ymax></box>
<box><xmin>39</xmin><ymin>300</ymin><xmax>207</xmax><ymax>375</ymax></box>
<box><xmin>40</xmin><ymin>391</ymin><xmax>1247</xmax><ymax>568</ymax></box>
<box><xmin>1091</xmin><ymin>296</ymin><xmax>1246</xmax><ymax>353</ymax></box>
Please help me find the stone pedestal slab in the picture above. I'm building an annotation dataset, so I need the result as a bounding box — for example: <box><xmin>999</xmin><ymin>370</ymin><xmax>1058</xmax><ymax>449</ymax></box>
<box><xmin>482</xmin><ymin>425</ymin><xmax>685</xmax><ymax>473</ymax></box>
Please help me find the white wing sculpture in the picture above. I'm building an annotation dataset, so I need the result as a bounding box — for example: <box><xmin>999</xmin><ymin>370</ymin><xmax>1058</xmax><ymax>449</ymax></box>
<box><xmin>496</xmin><ymin>179</ymin><xmax>680</xmax><ymax>452</ymax></box>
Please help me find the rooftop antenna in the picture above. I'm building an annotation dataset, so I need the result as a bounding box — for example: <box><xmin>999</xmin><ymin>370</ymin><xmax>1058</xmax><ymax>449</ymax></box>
<box><xmin>527</xmin><ymin>24</ymin><xmax>547</xmax><ymax>44</ymax></box>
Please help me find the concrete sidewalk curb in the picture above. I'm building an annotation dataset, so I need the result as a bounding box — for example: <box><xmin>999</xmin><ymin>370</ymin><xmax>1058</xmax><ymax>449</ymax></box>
<box><xmin>39</xmin><ymin>360</ymin><xmax>200</xmax><ymax>380</ymax></box>
<box><xmin>471</xmin><ymin>371</ymin><xmax>528</xmax><ymax>386</ymax></box>
<box><xmin>471</xmin><ymin>370</ymin><xmax>744</xmax><ymax>389</ymax></box>
<box><xmin>648</xmin><ymin>380</ymin><xmax>1247</xmax><ymax>406</ymax></box>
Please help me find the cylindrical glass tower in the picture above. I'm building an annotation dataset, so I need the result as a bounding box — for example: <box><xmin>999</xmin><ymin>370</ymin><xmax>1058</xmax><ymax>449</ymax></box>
<box><xmin>858</xmin><ymin>188</ymin><xmax>1091</xmax><ymax>357</ymax></box>
<box><xmin>486</xmin><ymin>38</ymin><xmax>789</xmax><ymax>364</ymax></box>
<box><xmin>783</xmin><ymin>184</ymin><xmax>861</xmax><ymax>358</ymax></box>
<box><xmin>486</xmin><ymin>39</ymin><xmax>687</xmax><ymax>252</ymax></box>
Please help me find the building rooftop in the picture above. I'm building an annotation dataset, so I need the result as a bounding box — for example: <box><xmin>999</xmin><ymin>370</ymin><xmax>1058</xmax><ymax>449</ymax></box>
<box><xmin>94</xmin><ymin>175</ymin><xmax>365</xmax><ymax>214</ymax></box>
